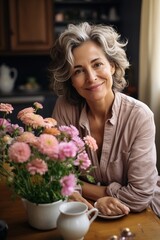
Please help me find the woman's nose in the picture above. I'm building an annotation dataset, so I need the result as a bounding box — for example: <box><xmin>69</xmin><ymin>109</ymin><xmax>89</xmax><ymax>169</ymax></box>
<box><xmin>86</xmin><ymin>69</ymin><xmax>97</xmax><ymax>82</ymax></box>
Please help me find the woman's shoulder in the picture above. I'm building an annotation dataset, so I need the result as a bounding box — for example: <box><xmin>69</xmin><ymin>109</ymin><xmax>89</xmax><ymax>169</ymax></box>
<box><xmin>52</xmin><ymin>96</ymin><xmax>81</xmax><ymax>126</ymax></box>
<box><xmin>117</xmin><ymin>92</ymin><xmax>154</xmax><ymax>117</ymax></box>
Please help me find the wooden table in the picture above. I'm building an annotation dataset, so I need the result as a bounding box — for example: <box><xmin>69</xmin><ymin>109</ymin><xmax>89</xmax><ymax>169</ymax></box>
<box><xmin>0</xmin><ymin>182</ymin><xmax>160</xmax><ymax>240</ymax></box>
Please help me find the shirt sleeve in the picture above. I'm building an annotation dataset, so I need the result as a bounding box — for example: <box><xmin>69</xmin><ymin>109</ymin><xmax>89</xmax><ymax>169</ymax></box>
<box><xmin>106</xmin><ymin>109</ymin><xmax>158</xmax><ymax>212</ymax></box>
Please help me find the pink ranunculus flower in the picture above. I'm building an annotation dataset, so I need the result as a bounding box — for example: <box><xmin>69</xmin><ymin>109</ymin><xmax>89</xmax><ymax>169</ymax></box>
<box><xmin>60</xmin><ymin>174</ymin><xmax>77</xmax><ymax>196</ymax></box>
<box><xmin>36</xmin><ymin>133</ymin><xmax>59</xmax><ymax>158</ymax></box>
<box><xmin>8</xmin><ymin>142</ymin><xmax>31</xmax><ymax>163</ymax></box>
<box><xmin>0</xmin><ymin>103</ymin><xmax>14</xmax><ymax>114</ymax></box>
<box><xmin>27</xmin><ymin>158</ymin><xmax>48</xmax><ymax>175</ymax></box>
<box><xmin>58</xmin><ymin>141</ymin><xmax>78</xmax><ymax>160</ymax></box>
<box><xmin>74</xmin><ymin>151</ymin><xmax>91</xmax><ymax>170</ymax></box>
<box><xmin>83</xmin><ymin>135</ymin><xmax>98</xmax><ymax>151</ymax></box>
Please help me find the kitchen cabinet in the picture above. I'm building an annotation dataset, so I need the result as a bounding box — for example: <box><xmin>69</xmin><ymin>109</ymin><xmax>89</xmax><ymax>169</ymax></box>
<box><xmin>0</xmin><ymin>0</ymin><xmax>8</xmax><ymax>51</ymax></box>
<box><xmin>0</xmin><ymin>0</ymin><xmax>53</xmax><ymax>53</ymax></box>
<box><xmin>54</xmin><ymin>0</ymin><xmax>121</xmax><ymax>38</ymax></box>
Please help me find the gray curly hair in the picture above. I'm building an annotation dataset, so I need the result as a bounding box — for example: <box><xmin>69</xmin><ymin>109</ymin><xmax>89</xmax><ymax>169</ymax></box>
<box><xmin>50</xmin><ymin>22</ymin><xmax>130</xmax><ymax>105</ymax></box>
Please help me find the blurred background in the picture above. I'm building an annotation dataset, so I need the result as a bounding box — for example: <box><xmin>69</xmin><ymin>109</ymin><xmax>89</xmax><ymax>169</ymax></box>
<box><xmin>0</xmin><ymin>0</ymin><xmax>160</xmax><ymax>172</ymax></box>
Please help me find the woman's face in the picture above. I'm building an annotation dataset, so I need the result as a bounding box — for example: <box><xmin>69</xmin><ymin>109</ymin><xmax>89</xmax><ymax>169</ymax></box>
<box><xmin>71</xmin><ymin>40</ymin><xmax>115</xmax><ymax>103</ymax></box>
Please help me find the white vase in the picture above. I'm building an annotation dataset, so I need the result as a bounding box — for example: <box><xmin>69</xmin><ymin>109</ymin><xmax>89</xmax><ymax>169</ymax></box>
<box><xmin>22</xmin><ymin>198</ymin><xmax>63</xmax><ymax>230</ymax></box>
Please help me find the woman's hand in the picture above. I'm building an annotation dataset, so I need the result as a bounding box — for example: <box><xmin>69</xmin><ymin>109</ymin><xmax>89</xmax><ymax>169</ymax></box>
<box><xmin>96</xmin><ymin>197</ymin><xmax>130</xmax><ymax>216</ymax></box>
<box><xmin>68</xmin><ymin>191</ymin><xmax>93</xmax><ymax>210</ymax></box>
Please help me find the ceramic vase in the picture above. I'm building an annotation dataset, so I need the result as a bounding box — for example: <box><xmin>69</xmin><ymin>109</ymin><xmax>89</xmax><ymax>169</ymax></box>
<box><xmin>22</xmin><ymin>198</ymin><xmax>63</xmax><ymax>230</ymax></box>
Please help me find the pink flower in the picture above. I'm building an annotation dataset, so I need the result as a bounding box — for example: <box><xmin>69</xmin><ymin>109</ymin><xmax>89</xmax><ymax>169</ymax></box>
<box><xmin>8</xmin><ymin>142</ymin><xmax>31</xmax><ymax>163</ymax></box>
<box><xmin>6</xmin><ymin>124</ymin><xmax>24</xmax><ymax>135</ymax></box>
<box><xmin>33</xmin><ymin>102</ymin><xmax>43</xmax><ymax>109</ymax></box>
<box><xmin>58</xmin><ymin>141</ymin><xmax>77</xmax><ymax>160</ymax></box>
<box><xmin>72</xmin><ymin>136</ymin><xmax>85</xmax><ymax>151</ymax></box>
<box><xmin>19</xmin><ymin>113</ymin><xmax>45</xmax><ymax>129</ymax></box>
<box><xmin>83</xmin><ymin>135</ymin><xmax>98</xmax><ymax>151</ymax></box>
<box><xmin>43</xmin><ymin>118</ymin><xmax>57</xmax><ymax>128</ymax></box>
<box><xmin>0</xmin><ymin>118</ymin><xmax>10</xmax><ymax>129</ymax></box>
<box><xmin>60</xmin><ymin>174</ymin><xmax>77</xmax><ymax>196</ymax></box>
<box><xmin>17</xmin><ymin>107</ymin><xmax>35</xmax><ymax>120</ymax></box>
<box><xmin>36</xmin><ymin>133</ymin><xmax>59</xmax><ymax>158</ymax></box>
<box><xmin>27</xmin><ymin>158</ymin><xmax>48</xmax><ymax>175</ymax></box>
<box><xmin>16</xmin><ymin>131</ymin><xmax>37</xmax><ymax>145</ymax></box>
<box><xmin>59</xmin><ymin>125</ymin><xmax>79</xmax><ymax>138</ymax></box>
<box><xmin>74</xmin><ymin>151</ymin><xmax>91</xmax><ymax>170</ymax></box>
<box><xmin>0</xmin><ymin>103</ymin><xmax>14</xmax><ymax>114</ymax></box>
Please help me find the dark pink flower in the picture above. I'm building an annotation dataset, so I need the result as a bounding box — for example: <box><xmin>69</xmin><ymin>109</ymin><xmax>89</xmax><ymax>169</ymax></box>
<box><xmin>74</xmin><ymin>151</ymin><xmax>91</xmax><ymax>170</ymax></box>
<box><xmin>58</xmin><ymin>141</ymin><xmax>77</xmax><ymax>160</ymax></box>
<box><xmin>60</xmin><ymin>174</ymin><xmax>77</xmax><ymax>196</ymax></box>
<box><xmin>59</xmin><ymin>125</ymin><xmax>79</xmax><ymax>138</ymax></box>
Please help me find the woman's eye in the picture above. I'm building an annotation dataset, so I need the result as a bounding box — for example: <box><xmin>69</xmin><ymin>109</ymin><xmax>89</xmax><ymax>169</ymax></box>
<box><xmin>74</xmin><ymin>69</ymin><xmax>83</xmax><ymax>75</ymax></box>
<box><xmin>94</xmin><ymin>62</ymin><xmax>103</xmax><ymax>68</ymax></box>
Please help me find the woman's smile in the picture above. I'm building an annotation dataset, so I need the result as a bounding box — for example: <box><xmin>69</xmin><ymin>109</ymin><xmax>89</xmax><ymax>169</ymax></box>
<box><xmin>85</xmin><ymin>82</ymin><xmax>105</xmax><ymax>91</ymax></box>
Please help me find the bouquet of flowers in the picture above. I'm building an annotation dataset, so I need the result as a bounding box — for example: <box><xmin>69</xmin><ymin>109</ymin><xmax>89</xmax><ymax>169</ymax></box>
<box><xmin>0</xmin><ymin>102</ymin><xmax>97</xmax><ymax>204</ymax></box>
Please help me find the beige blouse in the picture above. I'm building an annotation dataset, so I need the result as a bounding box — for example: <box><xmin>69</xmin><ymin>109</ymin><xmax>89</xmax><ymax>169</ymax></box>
<box><xmin>52</xmin><ymin>92</ymin><xmax>160</xmax><ymax>217</ymax></box>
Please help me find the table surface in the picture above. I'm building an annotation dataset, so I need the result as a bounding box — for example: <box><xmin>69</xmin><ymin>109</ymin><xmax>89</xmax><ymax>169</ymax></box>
<box><xmin>0</xmin><ymin>182</ymin><xmax>160</xmax><ymax>240</ymax></box>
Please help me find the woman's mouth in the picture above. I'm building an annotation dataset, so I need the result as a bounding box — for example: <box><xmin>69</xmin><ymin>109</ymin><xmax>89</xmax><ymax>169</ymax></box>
<box><xmin>85</xmin><ymin>82</ymin><xmax>104</xmax><ymax>91</ymax></box>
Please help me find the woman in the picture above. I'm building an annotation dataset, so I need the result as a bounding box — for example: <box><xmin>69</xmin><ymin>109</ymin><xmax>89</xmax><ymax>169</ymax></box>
<box><xmin>50</xmin><ymin>22</ymin><xmax>160</xmax><ymax>217</ymax></box>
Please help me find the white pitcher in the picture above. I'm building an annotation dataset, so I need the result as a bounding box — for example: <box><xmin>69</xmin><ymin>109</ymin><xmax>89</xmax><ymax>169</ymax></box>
<box><xmin>0</xmin><ymin>64</ymin><xmax>18</xmax><ymax>93</ymax></box>
<box><xmin>57</xmin><ymin>202</ymin><xmax>98</xmax><ymax>240</ymax></box>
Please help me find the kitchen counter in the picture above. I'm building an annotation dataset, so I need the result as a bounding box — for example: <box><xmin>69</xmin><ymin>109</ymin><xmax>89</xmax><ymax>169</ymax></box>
<box><xmin>0</xmin><ymin>90</ymin><xmax>58</xmax><ymax>121</ymax></box>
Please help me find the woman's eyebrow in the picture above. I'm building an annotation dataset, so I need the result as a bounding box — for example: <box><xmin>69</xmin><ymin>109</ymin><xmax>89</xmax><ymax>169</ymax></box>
<box><xmin>74</xmin><ymin>58</ymin><xmax>100</xmax><ymax>69</ymax></box>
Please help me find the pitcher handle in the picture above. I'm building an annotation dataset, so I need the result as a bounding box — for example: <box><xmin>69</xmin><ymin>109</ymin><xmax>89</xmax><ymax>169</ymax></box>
<box><xmin>10</xmin><ymin>68</ymin><xmax>18</xmax><ymax>80</ymax></box>
<box><xmin>87</xmin><ymin>207</ymin><xmax>98</xmax><ymax>224</ymax></box>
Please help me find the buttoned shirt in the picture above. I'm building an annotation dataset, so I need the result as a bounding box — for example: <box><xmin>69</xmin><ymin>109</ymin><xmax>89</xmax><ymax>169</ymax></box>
<box><xmin>52</xmin><ymin>92</ymin><xmax>160</xmax><ymax>216</ymax></box>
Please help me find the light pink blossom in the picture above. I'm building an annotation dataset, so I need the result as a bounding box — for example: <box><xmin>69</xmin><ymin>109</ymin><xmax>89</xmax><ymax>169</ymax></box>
<box><xmin>33</xmin><ymin>102</ymin><xmax>43</xmax><ymax>109</ymax></box>
<box><xmin>16</xmin><ymin>131</ymin><xmax>37</xmax><ymax>145</ymax></box>
<box><xmin>0</xmin><ymin>103</ymin><xmax>14</xmax><ymax>114</ymax></box>
<box><xmin>19</xmin><ymin>113</ymin><xmax>45</xmax><ymax>129</ymax></box>
<box><xmin>74</xmin><ymin>151</ymin><xmax>91</xmax><ymax>170</ymax></box>
<box><xmin>83</xmin><ymin>135</ymin><xmax>98</xmax><ymax>151</ymax></box>
<box><xmin>58</xmin><ymin>141</ymin><xmax>77</xmax><ymax>160</ymax></box>
<box><xmin>27</xmin><ymin>158</ymin><xmax>48</xmax><ymax>175</ymax></box>
<box><xmin>17</xmin><ymin>107</ymin><xmax>35</xmax><ymax>120</ymax></box>
<box><xmin>44</xmin><ymin>118</ymin><xmax>57</xmax><ymax>128</ymax></box>
<box><xmin>60</xmin><ymin>174</ymin><xmax>77</xmax><ymax>196</ymax></box>
<box><xmin>8</xmin><ymin>142</ymin><xmax>31</xmax><ymax>163</ymax></box>
<box><xmin>36</xmin><ymin>133</ymin><xmax>59</xmax><ymax>158</ymax></box>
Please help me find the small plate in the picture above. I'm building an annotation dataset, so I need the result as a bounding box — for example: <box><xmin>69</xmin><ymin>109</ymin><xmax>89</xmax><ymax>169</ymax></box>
<box><xmin>94</xmin><ymin>202</ymin><xmax>125</xmax><ymax>219</ymax></box>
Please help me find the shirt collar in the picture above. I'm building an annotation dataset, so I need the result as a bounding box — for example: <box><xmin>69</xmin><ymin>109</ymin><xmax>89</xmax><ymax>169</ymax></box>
<box><xmin>79</xmin><ymin>92</ymin><xmax>122</xmax><ymax>128</ymax></box>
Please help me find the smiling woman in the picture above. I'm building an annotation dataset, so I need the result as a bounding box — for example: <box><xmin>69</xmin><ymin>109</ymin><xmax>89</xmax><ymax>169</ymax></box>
<box><xmin>70</xmin><ymin>41</ymin><xmax>115</xmax><ymax>104</ymax></box>
<box><xmin>50</xmin><ymin>22</ymin><xmax>160</xmax><ymax>218</ymax></box>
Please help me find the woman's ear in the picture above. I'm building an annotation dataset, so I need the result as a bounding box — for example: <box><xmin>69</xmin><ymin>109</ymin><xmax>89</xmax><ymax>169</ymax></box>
<box><xmin>111</xmin><ymin>63</ymin><xmax>115</xmax><ymax>75</ymax></box>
